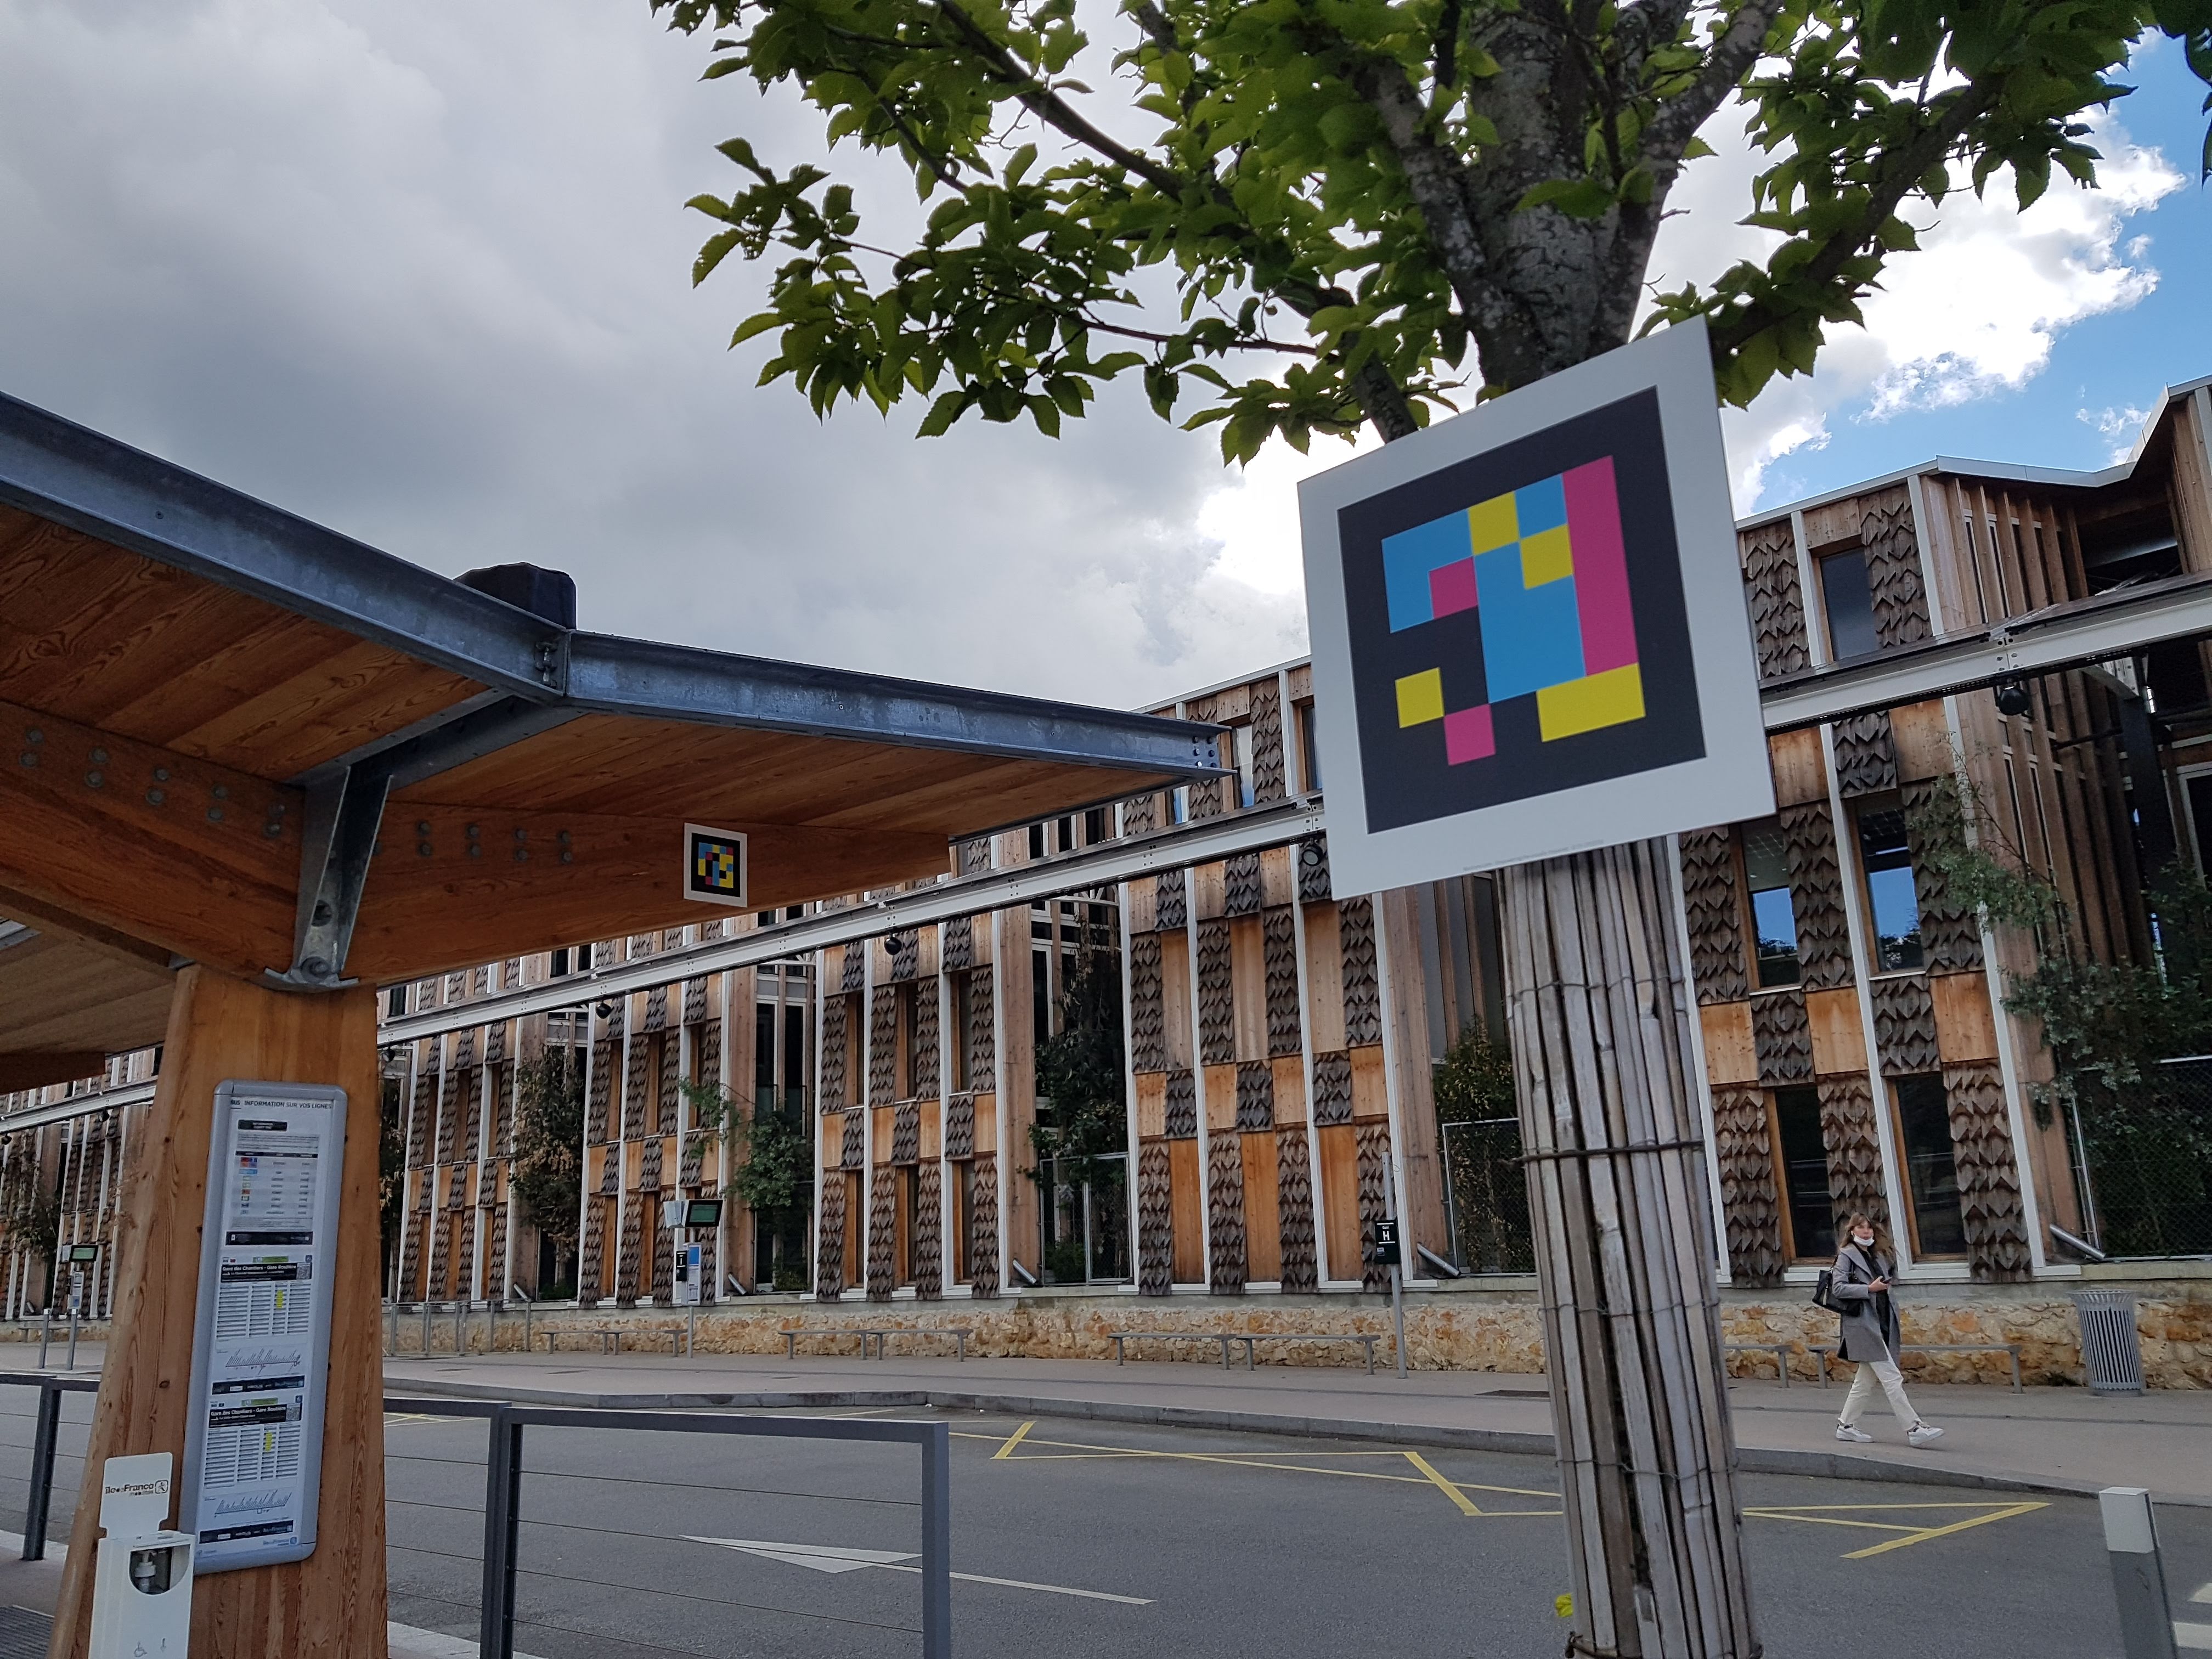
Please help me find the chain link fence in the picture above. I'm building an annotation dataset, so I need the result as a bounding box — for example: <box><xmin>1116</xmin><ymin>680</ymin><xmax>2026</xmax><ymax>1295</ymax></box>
<box><xmin>1438</xmin><ymin>1117</ymin><xmax>1535</xmax><ymax>1274</ymax></box>
<box><xmin>2079</xmin><ymin>1057</ymin><xmax>2212</xmax><ymax>1258</ymax></box>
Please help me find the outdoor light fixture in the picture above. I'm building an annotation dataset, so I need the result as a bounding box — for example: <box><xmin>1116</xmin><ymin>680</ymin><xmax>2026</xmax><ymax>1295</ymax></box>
<box><xmin>593</xmin><ymin>1000</ymin><xmax>616</xmax><ymax>1022</ymax></box>
<box><xmin>1992</xmin><ymin>676</ymin><xmax>2033</xmax><ymax>718</ymax></box>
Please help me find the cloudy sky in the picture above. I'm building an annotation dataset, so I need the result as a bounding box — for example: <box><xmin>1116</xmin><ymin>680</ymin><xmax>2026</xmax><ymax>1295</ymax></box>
<box><xmin>2</xmin><ymin>3</ymin><xmax>2205</xmax><ymax>713</ymax></box>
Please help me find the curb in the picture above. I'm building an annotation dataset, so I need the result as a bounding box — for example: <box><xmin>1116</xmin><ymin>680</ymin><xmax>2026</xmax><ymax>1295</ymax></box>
<box><xmin>385</xmin><ymin>1375</ymin><xmax>2188</xmax><ymax>1503</ymax></box>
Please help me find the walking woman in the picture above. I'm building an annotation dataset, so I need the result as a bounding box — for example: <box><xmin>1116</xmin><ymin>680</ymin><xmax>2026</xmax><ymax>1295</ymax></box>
<box><xmin>1831</xmin><ymin>1212</ymin><xmax>1944</xmax><ymax>1447</ymax></box>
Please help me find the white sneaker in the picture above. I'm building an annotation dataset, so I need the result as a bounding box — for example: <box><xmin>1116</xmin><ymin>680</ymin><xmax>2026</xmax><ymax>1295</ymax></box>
<box><xmin>1908</xmin><ymin>1423</ymin><xmax>1945</xmax><ymax>1447</ymax></box>
<box><xmin>1835</xmin><ymin>1424</ymin><xmax>1873</xmax><ymax>1442</ymax></box>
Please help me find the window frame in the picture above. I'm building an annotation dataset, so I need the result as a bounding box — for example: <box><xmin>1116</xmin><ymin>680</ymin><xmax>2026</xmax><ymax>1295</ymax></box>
<box><xmin>1887</xmin><ymin>1073</ymin><xmax>1967</xmax><ymax>1260</ymax></box>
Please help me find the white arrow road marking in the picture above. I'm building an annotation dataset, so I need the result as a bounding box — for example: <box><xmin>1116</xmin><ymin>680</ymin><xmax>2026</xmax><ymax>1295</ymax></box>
<box><xmin>688</xmin><ymin>1537</ymin><xmax>1153</xmax><ymax>1605</ymax></box>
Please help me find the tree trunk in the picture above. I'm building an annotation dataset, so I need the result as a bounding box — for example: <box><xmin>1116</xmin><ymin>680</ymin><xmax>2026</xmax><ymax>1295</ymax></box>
<box><xmin>1499</xmin><ymin>840</ymin><xmax>1760</xmax><ymax>1658</ymax></box>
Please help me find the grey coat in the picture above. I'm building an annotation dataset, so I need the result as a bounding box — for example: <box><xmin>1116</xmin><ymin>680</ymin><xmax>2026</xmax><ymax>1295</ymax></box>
<box><xmin>1832</xmin><ymin>1243</ymin><xmax>1902</xmax><ymax>1364</ymax></box>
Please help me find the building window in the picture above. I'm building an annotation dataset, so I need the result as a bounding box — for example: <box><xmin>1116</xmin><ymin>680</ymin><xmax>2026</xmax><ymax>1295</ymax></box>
<box><xmin>385</xmin><ymin>984</ymin><xmax>408</xmax><ymax>1019</ymax></box>
<box><xmin>895</xmin><ymin>984</ymin><xmax>919</xmax><ymax>1099</ymax></box>
<box><xmin>2180</xmin><ymin>765</ymin><xmax>2212</xmax><ymax>873</ymax></box>
<box><xmin>950</xmin><ymin>973</ymin><xmax>973</xmax><ymax>1092</ymax></box>
<box><xmin>1855</xmin><ymin>802</ymin><xmax>1925</xmax><ymax>972</ymax></box>
<box><xmin>549</xmin><ymin>946</ymin><xmax>576</xmax><ymax>978</ymax></box>
<box><xmin>1892</xmin><ymin>1074</ymin><xmax>1966</xmax><ymax>1256</ymax></box>
<box><xmin>1819</xmin><ymin>546</ymin><xmax>1880</xmax><ymax>660</ymax></box>
<box><xmin>1771</xmin><ymin>1086</ymin><xmax>1834</xmax><ymax>1260</ymax></box>
<box><xmin>955</xmin><ymin>1159</ymin><xmax>975</xmax><ymax>1282</ymax></box>
<box><xmin>1741</xmin><ymin>819</ymin><xmax>1800</xmax><ymax>988</ymax></box>
<box><xmin>1029</xmin><ymin>822</ymin><xmax>1047</xmax><ymax>860</ymax></box>
<box><xmin>1232</xmin><ymin>723</ymin><xmax>1256</xmax><ymax>808</ymax></box>
<box><xmin>1085</xmin><ymin>806</ymin><xmax>1110</xmax><ymax>844</ymax></box>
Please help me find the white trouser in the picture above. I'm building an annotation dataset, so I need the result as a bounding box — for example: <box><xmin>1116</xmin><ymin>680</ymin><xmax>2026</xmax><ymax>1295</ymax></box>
<box><xmin>1838</xmin><ymin>1356</ymin><xmax>1920</xmax><ymax>1430</ymax></box>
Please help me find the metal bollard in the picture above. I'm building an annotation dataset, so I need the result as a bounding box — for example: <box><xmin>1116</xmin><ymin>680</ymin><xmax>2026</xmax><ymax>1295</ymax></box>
<box><xmin>22</xmin><ymin>1379</ymin><xmax>61</xmax><ymax>1560</ymax></box>
<box><xmin>421</xmin><ymin>1300</ymin><xmax>432</xmax><ymax>1356</ymax></box>
<box><xmin>489</xmin><ymin>1299</ymin><xmax>499</xmax><ymax>1355</ymax></box>
<box><xmin>37</xmin><ymin>1306</ymin><xmax>50</xmax><ymax>1370</ymax></box>
<box><xmin>2100</xmin><ymin>1486</ymin><xmax>2179</xmax><ymax>1659</ymax></box>
<box><xmin>454</xmin><ymin>1300</ymin><xmax>466</xmax><ymax>1355</ymax></box>
<box><xmin>65</xmin><ymin>1302</ymin><xmax>79</xmax><ymax>1371</ymax></box>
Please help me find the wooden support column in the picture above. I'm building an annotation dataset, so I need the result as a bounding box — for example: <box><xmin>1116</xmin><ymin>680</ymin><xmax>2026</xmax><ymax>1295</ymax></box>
<box><xmin>52</xmin><ymin>965</ymin><xmax>388</xmax><ymax>1659</ymax></box>
<box><xmin>1500</xmin><ymin>843</ymin><xmax>1757</xmax><ymax>1659</ymax></box>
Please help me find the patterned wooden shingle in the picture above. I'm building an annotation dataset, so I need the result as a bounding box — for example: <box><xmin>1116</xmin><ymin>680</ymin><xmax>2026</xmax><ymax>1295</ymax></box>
<box><xmin>1832</xmin><ymin>712</ymin><xmax>1899</xmax><ymax>798</ymax></box>
<box><xmin>1297</xmin><ymin>837</ymin><xmax>1332</xmax><ymax>904</ymax></box>
<box><xmin>914</xmin><ymin>1161</ymin><xmax>943</xmax><ymax>1298</ymax></box>
<box><xmin>1863</xmin><ymin>500</ymin><xmax>1933</xmax><ymax>648</ymax></box>
<box><xmin>1235</xmin><ymin>1060</ymin><xmax>1274</xmax><ymax>1130</ymax></box>
<box><xmin>913</xmin><ymin>990</ymin><xmax>940</xmax><ymax>1099</ymax></box>
<box><xmin>576</xmin><ymin>1191</ymin><xmax>605</xmax><ymax>1306</ymax></box>
<box><xmin>1137</xmin><ymin>1142</ymin><xmax>1174</xmax><ymax>1295</ymax></box>
<box><xmin>1311</xmin><ymin>1051</ymin><xmax>1352</xmax><ymax>1126</ymax></box>
<box><xmin>1945</xmin><ymin>1063</ymin><xmax>2032</xmax><ymax>1282</ymax></box>
<box><xmin>1206</xmin><ymin>1136</ymin><xmax>1246</xmax><ymax>1293</ymax></box>
<box><xmin>967</xmin><ymin>963</ymin><xmax>996</xmax><ymax>1084</ymax></box>
<box><xmin>841</xmin><ymin>945</ymin><xmax>865</xmax><ymax>994</ymax></box>
<box><xmin>892</xmin><ymin>1102</ymin><xmax>920</xmax><ymax>1165</ymax></box>
<box><xmin>1128</xmin><ymin>934</ymin><xmax>1166</xmax><ymax>1072</ymax></box>
<box><xmin>1339</xmin><ymin>898</ymin><xmax>1382</xmax><ymax>1046</ymax></box>
<box><xmin>1224</xmin><ymin>852</ymin><xmax>1263</xmax><ymax>916</ymax></box>
<box><xmin>820</xmin><ymin>995</ymin><xmax>849</xmax><ymax>1108</ymax></box>
<box><xmin>1122</xmin><ymin>792</ymin><xmax>1158</xmax><ymax>834</ymax></box>
<box><xmin>866</xmin><ymin>1166</ymin><xmax>897</xmax><ymax>1301</ymax></box>
<box><xmin>815</xmin><ymin>1175</ymin><xmax>846</xmax><ymax>1300</ymax></box>
<box><xmin>643</xmin><ymin>985</ymin><xmax>668</xmax><ymax>1034</ymax></box>
<box><xmin>1679</xmin><ymin>828</ymin><xmax>1749</xmax><ymax>1005</ymax></box>
<box><xmin>942</xmin><ymin>916</ymin><xmax>974</xmax><ymax>972</ymax></box>
<box><xmin>1871</xmin><ymin>976</ymin><xmax>1940</xmax><ymax>1075</ymax></box>
<box><xmin>1197</xmin><ymin>919</ymin><xmax>1235</xmax><ymax>1065</ymax></box>
<box><xmin>1780</xmin><ymin>803</ymin><xmax>1853</xmax><ymax>991</ymax></box>
<box><xmin>944</xmin><ymin>1093</ymin><xmax>974</xmax><ymax>1160</ymax></box>
<box><xmin>1902</xmin><ymin>778</ymin><xmax>1984</xmax><ymax>972</ymax></box>
<box><xmin>1164</xmin><ymin>1069</ymin><xmax>1198</xmax><ymax>1138</ymax></box>
<box><xmin>657</xmin><ymin>1038</ymin><xmax>680</xmax><ymax>1133</ymax></box>
<box><xmin>1742</xmin><ymin>524</ymin><xmax>1811</xmax><ymax>680</ymax></box>
<box><xmin>683</xmin><ymin>975</ymin><xmax>707</xmax><ymax>1026</ymax></box>
<box><xmin>1263</xmin><ymin>909</ymin><xmax>1301</xmax><ymax>1057</ymax></box>
<box><xmin>868</xmin><ymin>987</ymin><xmax>898</xmax><ymax>1104</ymax></box>
<box><xmin>1276</xmin><ymin>1124</ymin><xmax>1317</xmax><ymax>1294</ymax></box>
<box><xmin>614</xmin><ymin>1191</ymin><xmax>642</xmax><ymax>1306</ymax></box>
<box><xmin>1356</xmin><ymin>1123</ymin><xmax>1392</xmax><ymax>1293</ymax></box>
<box><xmin>1252</xmin><ymin>679</ymin><xmax>1288</xmax><ymax>803</ymax></box>
<box><xmin>1816</xmin><ymin>1075</ymin><xmax>1889</xmax><ymax>1231</ymax></box>
<box><xmin>1713</xmin><ymin>1085</ymin><xmax>1785</xmax><ymax>1285</ymax></box>
<box><xmin>1156</xmin><ymin>871</ymin><xmax>1188</xmax><ymax>930</ymax></box>
<box><xmin>1751</xmin><ymin>990</ymin><xmax>1813</xmax><ymax>1085</ymax></box>
<box><xmin>968</xmin><ymin>1153</ymin><xmax>1000</xmax><ymax>1297</ymax></box>
<box><xmin>890</xmin><ymin>932</ymin><xmax>920</xmax><ymax>983</ymax></box>
<box><xmin>621</xmin><ymin>1042</ymin><xmax>649</xmax><ymax>1140</ymax></box>
<box><xmin>840</xmin><ymin>1109</ymin><xmax>866</xmax><ymax>1170</ymax></box>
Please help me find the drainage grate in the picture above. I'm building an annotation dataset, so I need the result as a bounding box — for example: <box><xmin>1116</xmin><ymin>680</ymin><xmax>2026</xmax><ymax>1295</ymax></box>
<box><xmin>0</xmin><ymin>1605</ymin><xmax>51</xmax><ymax>1659</ymax></box>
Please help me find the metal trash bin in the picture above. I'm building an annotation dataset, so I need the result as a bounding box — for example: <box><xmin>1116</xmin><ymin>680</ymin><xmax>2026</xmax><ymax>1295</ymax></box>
<box><xmin>2072</xmin><ymin>1289</ymin><xmax>2146</xmax><ymax>1395</ymax></box>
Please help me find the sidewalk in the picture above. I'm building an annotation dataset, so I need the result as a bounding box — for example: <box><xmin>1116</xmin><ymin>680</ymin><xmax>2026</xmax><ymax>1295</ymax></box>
<box><xmin>383</xmin><ymin>1349</ymin><xmax>2212</xmax><ymax>1507</ymax></box>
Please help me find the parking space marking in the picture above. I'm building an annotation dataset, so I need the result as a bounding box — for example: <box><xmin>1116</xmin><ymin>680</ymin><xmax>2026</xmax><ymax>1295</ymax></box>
<box><xmin>1741</xmin><ymin>1501</ymin><xmax>2048</xmax><ymax>1558</ymax></box>
<box><xmin>955</xmin><ymin>1426</ymin><xmax>1558</xmax><ymax>1517</ymax></box>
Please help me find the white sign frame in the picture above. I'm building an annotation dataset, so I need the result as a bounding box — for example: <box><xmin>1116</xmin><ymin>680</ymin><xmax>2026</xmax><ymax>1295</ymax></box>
<box><xmin>1300</xmin><ymin>318</ymin><xmax>1773</xmax><ymax>896</ymax></box>
<box><xmin>180</xmin><ymin>1081</ymin><xmax>348</xmax><ymax>1573</ymax></box>
<box><xmin>684</xmin><ymin>822</ymin><xmax>751</xmax><ymax>908</ymax></box>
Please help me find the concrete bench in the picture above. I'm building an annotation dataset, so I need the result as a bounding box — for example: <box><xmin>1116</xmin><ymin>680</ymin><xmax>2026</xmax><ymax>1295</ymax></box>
<box><xmin>1809</xmin><ymin>1342</ymin><xmax>2022</xmax><ymax>1392</ymax></box>
<box><xmin>543</xmin><ymin>1326</ymin><xmax>691</xmax><ymax>1357</ymax></box>
<box><xmin>781</xmin><ymin>1328</ymin><xmax>970</xmax><ymax>1361</ymax></box>
<box><xmin>1109</xmin><ymin>1331</ymin><xmax>1381</xmax><ymax>1373</ymax></box>
<box><xmin>1725</xmin><ymin>1342</ymin><xmax>1803</xmax><ymax>1386</ymax></box>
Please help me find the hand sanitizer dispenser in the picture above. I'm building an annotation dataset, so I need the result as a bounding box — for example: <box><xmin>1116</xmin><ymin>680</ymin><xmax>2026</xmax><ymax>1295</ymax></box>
<box><xmin>90</xmin><ymin>1451</ymin><xmax>193</xmax><ymax>1658</ymax></box>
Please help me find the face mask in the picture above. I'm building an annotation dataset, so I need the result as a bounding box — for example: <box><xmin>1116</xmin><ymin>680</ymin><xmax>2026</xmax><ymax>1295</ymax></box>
<box><xmin>1853</xmin><ymin>1233</ymin><xmax>1874</xmax><ymax>1246</ymax></box>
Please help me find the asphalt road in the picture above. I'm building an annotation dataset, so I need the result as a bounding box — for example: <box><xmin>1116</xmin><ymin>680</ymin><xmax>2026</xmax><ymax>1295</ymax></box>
<box><xmin>367</xmin><ymin>1407</ymin><xmax>2212</xmax><ymax>1659</ymax></box>
<box><xmin>0</xmin><ymin>1387</ymin><xmax>2204</xmax><ymax>1657</ymax></box>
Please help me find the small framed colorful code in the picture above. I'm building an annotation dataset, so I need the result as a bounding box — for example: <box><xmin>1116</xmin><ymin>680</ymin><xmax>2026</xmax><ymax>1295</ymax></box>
<box><xmin>1300</xmin><ymin>319</ymin><xmax>1773</xmax><ymax>896</ymax></box>
<box><xmin>684</xmin><ymin>822</ymin><xmax>751</xmax><ymax>907</ymax></box>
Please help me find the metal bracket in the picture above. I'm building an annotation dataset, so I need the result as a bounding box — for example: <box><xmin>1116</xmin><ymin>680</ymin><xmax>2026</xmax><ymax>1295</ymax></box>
<box><xmin>269</xmin><ymin>696</ymin><xmax>583</xmax><ymax>990</ymax></box>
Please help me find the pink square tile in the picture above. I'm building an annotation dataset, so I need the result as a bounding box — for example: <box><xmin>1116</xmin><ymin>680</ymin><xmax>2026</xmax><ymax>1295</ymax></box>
<box><xmin>1428</xmin><ymin>558</ymin><xmax>1479</xmax><ymax>619</ymax></box>
<box><xmin>1444</xmin><ymin>703</ymin><xmax>1494</xmax><ymax>765</ymax></box>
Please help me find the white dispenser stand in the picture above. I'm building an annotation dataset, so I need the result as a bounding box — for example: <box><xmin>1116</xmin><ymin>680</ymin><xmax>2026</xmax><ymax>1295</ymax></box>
<box><xmin>89</xmin><ymin>1451</ymin><xmax>194</xmax><ymax>1658</ymax></box>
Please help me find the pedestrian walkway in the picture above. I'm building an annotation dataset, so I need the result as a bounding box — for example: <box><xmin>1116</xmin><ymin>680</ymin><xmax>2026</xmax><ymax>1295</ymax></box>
<box><xmin>382</xmin><ymin>1349</ymin><xmax>2212</xmax><ymax>1506</ymax></box>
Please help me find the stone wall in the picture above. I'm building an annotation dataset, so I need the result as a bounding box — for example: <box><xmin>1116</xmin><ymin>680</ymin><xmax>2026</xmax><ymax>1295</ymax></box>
<box><xmin>402</xmin><ymin>1266</ymin><xmax>2210</xmax><ymax>1387</ymax></box>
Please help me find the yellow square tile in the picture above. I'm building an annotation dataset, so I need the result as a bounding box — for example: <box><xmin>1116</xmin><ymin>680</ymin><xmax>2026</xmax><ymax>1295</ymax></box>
<box><xmin>1464</xmin><ymin>492</ymin><xmax>1518</xmax><ymax>556</ymax></box>
<box><xmin>1520</xmin><ymin>524</ymin><xmax>1572</xmax><ymax>588</ymax></box>
<box><xmin>1396</xmin><ymin>668</ymin><xmax>1445</xmax><ymax>727</ymax></box>
<box><xmin>1537</xmin><ymin>663</ymin><xmax>1644</xmax><ymax>740</ymax></box>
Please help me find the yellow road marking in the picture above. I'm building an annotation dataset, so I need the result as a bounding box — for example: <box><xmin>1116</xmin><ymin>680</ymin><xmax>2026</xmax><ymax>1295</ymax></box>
<box><xmin>1843</xmin><ymin>1503</ymin><xmax>2047</xmax><ymax>1558</ymax></box>
<box><xmin>1403</xmin><ymin>1451</ymin><xmax>1481</xmax><ymax>1516</ymax></box>
<box><xmin>1743</xmin><ymin>1501</ymin><xmax>2048</xmax><ymax>1558</ymax></box>
<box><xmin>959</xmin><ymin>1426</ymin><xmax>1552</xmax><ymax>1514</ymax></box>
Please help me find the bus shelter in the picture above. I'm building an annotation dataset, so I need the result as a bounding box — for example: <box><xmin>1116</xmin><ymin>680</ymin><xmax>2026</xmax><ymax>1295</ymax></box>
<box><xmin>0</xmin><ymin>392</ymin><xmax>1221</xmax><ymax>1658</ymax></box>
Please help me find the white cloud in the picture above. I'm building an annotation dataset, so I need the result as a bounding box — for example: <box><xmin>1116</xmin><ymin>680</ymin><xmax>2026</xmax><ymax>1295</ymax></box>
<box><xmin>2079</xmin><ymin>401</ymin><xmax>2157</xmax><ymax>463</ymax></box>
<box><xmin>1653</xmin><ymin>101</ymin><xmax>2185</xmax><ymax>509</ymax></box>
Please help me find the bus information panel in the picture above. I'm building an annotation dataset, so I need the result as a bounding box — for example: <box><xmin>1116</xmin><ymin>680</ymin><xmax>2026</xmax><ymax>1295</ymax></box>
<box><xmin>179</xmin><ymin>1081</ymin><xmax>348</xmax><ymax>1572</ymax></box>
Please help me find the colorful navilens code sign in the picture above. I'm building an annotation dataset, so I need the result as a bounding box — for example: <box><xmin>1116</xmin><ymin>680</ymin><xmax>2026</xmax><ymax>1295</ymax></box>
<box><xmin>1300</xmin><ymin>320</ymin><xmax>1773</xmax><ymax>894</ymax></box>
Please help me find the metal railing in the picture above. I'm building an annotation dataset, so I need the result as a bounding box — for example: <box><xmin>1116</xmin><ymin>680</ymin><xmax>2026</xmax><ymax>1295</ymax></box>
<box><xmin>0</xmin><ymin>1373</ymin><xmax>953</xmax><ymax>1659</ymax></box>
<box><xmin>385</xmin><ymin>1295</ymin><xmax>539</xmax><ymax>1357</ymax></box>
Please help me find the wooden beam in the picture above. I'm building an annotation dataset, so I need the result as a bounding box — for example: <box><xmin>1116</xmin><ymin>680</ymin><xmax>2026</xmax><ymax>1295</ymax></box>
<box><xmin>0</xmin><ymin>1051</ymin><xmax>108</xmax><ymax>1092</ymax></box>
<box><xmin>346</xmin><ymin>809</ymin><xmax>948</xmax><ymax>981</ymax></box>
<box><xmin>52</xmin><ymin>967</ymin><xmax>387</xmax><ymax>1659</ymax></box>
<box><xmin>0</xmin><ymin>697</ymin><xmax>299</xmax><ymax>977</ymax></box>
